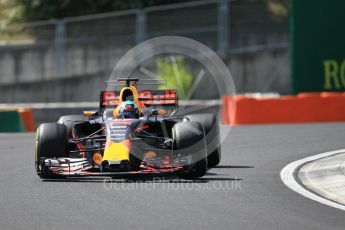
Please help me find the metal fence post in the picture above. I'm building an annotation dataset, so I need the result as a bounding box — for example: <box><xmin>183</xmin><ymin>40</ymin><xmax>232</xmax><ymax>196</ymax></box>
<box><xmin>55</xmin><ymin>20</ymin><xmax>66</xmax><ymax>76</ymax></box>
<box><xmin>218</xmin><ymin>0</ymin><xmax>229</xmax><ymax>57</ymax></box>
<box><xmin>136</xmin><ymin>9</ymin><xmax>147</xmax><ymax>43</ymax></box>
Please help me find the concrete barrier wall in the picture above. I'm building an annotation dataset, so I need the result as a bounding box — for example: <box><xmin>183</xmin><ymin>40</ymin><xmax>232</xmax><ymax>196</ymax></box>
<box><xmin>0</xmin><ymin>43</ymin><xmax>129</xmax><ymax>85</ymax></box>
<box><xmin>0</xmin><ymin>71</ymin><xmax>108</xmax><ymax>103</ymax></box>
<box><xmin>0</xmin><ymin>44</ymin><xmax>289</xmax><ymax>103</ymax></box>
<box><xmin>229</xmin><ymin>47</ymin><xmax>290</xmax><ymax>94</ymax></box>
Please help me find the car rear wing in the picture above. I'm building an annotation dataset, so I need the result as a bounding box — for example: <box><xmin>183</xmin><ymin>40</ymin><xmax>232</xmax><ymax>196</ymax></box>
<box><xmin>106</xmin><ymin>78</ymin><xmax>167</xmax><ymax>87</ymax></box>
<box><xmin>100</xmin><ymin>89</ymin><xmax>178</xmax><ymax>114</ymax></box>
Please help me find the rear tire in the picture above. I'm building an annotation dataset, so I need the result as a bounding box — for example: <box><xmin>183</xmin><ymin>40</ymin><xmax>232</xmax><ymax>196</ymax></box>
<box><xmin>35</xmin><ymin>123</ymin><xmax>68</xmax><ymax>179</ymax></box>
<box><xmin>173</xmin><ymin>122</ymin><xmax>207</xmax><ymax>180</ymax></box>
<box><xmin>184</xmin><ymin>114</ymin><xmax>221</xmax><ymax>168</ymax></box>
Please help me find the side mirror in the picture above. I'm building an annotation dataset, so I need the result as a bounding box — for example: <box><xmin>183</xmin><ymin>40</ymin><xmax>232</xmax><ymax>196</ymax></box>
<box><xmin>83</xmin><ymin>111</ymin><xmax>99</xmax><ymax>117</ymax></box>
<box><xmin>163</xmin><ymin>139</ymin><xmax>173</xmax><ymax>149</ymax></box>
<box><xmin>151</xmin><ymin>109</ymin><xmax>167</xmax><ymax>116</ymax></box>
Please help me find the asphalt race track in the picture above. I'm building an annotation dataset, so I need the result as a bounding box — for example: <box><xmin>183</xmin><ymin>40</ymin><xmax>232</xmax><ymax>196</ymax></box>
<box><xmin>1</xmin><ymin>123</ymin><xmax>345</xmax><ymax>230</ymax></box>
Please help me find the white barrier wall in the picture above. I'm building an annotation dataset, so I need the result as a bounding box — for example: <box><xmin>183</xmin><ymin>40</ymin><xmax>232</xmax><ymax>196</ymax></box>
<box><xmin>0</xmin><ymin>43</ymin><xmax>290</xmax><ymax>103</ymax></box>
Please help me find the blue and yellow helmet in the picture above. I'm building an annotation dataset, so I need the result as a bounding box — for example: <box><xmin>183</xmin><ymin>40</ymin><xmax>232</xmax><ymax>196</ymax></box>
<box><xmin>119</xmin><ymin>100</ymin><xmax>139</xmax><ymax>118</ymax></box>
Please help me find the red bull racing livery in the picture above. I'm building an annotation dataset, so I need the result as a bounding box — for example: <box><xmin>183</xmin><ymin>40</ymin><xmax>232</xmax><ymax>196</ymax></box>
<box><xmin>35</xmin><ymin>78</ymin><xmax>221</xmax><ymax>180</ymax></box>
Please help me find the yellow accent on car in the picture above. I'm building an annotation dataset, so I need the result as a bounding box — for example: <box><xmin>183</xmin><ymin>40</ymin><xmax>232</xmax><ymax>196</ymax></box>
<box><xmin>102</xmin><ymin>141</ymin><xmax>130</xmax><ymax>161</ymax></box>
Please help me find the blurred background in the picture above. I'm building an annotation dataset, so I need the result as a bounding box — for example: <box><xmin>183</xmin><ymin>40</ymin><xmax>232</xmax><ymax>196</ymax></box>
<box><xmin>1</xmin><ymin>0</ymin><xmax>345</xmax><ymax>131</ymax></box>
<box><xmin>0</xmin><ymin>0</ymin><xmax>290</xmax><ymax>103</ymax></box>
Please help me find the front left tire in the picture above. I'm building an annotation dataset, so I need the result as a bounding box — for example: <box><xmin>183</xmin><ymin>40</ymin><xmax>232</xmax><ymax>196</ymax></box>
<box><xmin>35</xmin><ymin>123</ymin><xmax>68</xmax><ymax>179</ymax></box>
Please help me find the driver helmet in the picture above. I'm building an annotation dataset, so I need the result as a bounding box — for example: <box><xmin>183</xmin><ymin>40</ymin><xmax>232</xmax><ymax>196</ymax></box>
<box><xmin>118</xmin><ymin>100</ymin><xmax>139</xmax><ymax>119</ymax></box>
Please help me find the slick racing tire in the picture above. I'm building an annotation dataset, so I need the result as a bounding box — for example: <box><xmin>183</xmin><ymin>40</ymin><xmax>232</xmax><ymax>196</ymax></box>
<box><xmin>57</xmin><ymin>115</ymin><xmax>89</xmax><ymax>138</ymax></box>
<box><xmin>184</xmin><ymin>114</ymin><xmax>221</xmax><ymax>168</ymax></box>
<box><xmin>173</xmin><ymin>121</ymin><xmax>208</xmax><ymax>180</ymax></box>
<box><xmin>35</xmin><ymin>123</ymin><xmax>68</xmax><ymax>179</ymax></box>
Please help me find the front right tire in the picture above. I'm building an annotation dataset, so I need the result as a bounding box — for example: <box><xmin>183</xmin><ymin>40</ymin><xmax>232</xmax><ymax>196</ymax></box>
<box><xmin>173</xmin><ymin>121</ymin><xmax>208</xmax><ymax>180</ymax></box>
<box><xmin>184</xmin><ymin>114</ymin><xmax>221</xmax><ymax>168</ymax></box>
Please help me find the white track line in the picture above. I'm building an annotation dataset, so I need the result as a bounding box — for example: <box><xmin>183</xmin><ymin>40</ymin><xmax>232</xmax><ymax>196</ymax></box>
<box><xmin>280</xmin><ymin>149</ymin><xmax>345</xmax><ymax>211</ymax></box>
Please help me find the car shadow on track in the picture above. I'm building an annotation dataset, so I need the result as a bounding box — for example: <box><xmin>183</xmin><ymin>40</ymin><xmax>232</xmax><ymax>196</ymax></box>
<box><xmin>42</xmin><ymin>176</ymin><xmax>241</xmax><ymax>183</ymax></box>
<box><xmin>214</xmin><ymin>165</ymin><xmax>254</xmax><ymax>169</ymax></box>
<box><xmin>41</xmin><ymin>165</ymin><xmax>252</xmax><ymax>183</ymax></box>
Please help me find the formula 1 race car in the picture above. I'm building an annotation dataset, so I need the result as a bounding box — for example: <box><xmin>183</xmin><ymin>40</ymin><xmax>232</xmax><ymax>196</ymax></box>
<box><xmin>35</xmin><ymin>78</ymin><xmax>221</xmax><ymax>180</ymax></box>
